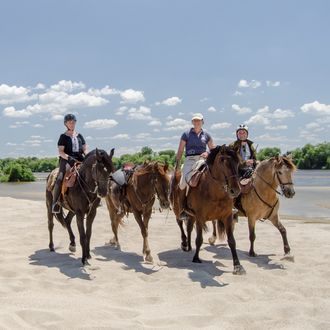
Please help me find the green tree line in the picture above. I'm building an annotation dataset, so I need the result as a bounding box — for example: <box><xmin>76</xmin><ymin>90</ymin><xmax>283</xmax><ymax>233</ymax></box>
<box><xmin>1</xmin><ymin>142</ymin><xmax>329</xmax><ymax>182</ymax></box>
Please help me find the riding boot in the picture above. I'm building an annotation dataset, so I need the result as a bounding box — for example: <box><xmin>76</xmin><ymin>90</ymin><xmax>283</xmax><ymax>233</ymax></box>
<box><xmin>178</xmin><ymin>188</ymin><xmax>191</xmax><ymax>221</ymax></box>
<box><xmin>52</xmin><ymin>177</ymin><xmax>62</xmax><ymax>214</ymax></box>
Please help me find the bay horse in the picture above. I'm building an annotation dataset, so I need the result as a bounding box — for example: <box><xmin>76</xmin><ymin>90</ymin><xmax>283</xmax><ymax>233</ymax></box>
<box><xmin>209</xmin><ymin>155</ymin><xmax>296</xmax><ymax>259</ymax></box>
<box><xmin>46</xmin><ymin>148</ymin><xmax>115</xmax><ymax>265</ymax></box>
<box><xmin>105</xmin><ymin>161</ymin><xmax>170</xmax><ymax>263</ymax></box>
<box><xmin>170</xmin><ymin>145</ymin><xmax>246</xmax><ymax>275</ymax></box>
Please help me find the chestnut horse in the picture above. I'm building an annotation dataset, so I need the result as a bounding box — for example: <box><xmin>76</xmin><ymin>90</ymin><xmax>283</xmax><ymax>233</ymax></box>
<box><xmin>209</xmin><ymin>155</ymin><xmax>296</xmax><ymax>260</ymax></box>
<box><xmin>171</xmin><ymin>145</ymin><xmax>246</xmax><ymax>275</ymax></box>
<box><xmin>46</xmin><ymin>148</ymin><xmax>115</xmax><ymax>265</ymax></box>
<box><xmin>105</xmin><ymin>161</ymin><xmax>170</xmax><ymax>263</ymax></box>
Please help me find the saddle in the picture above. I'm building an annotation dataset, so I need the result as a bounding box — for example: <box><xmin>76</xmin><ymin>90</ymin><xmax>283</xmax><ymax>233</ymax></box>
<box><xmin>188</xmin><ymin>163</ymin><xmax>207</xmax><ymax>188</ymax></box>
<box><xmin>61</xmin><ymin>162</ymin><xmax>81</xmax><ymax>196</ymax></box>
<box><xmin>239</xmin><ymin>178</ymin><xmax>253</xmax><ymax>194</ymax></box>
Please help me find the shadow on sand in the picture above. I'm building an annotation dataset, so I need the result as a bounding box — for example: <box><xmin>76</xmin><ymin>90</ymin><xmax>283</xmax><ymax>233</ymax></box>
<box><xmin>93</xmin><ymin>245</ymin><xmax>160</xmax><ymax>275</ymax></box>
<box><xmin>158</xmin><ymin>247</ymin><xmax>230</xmax><ymax>288</ymax></box>
<box><xmin>29</xmin><ymin>249</ymin><xmax>92</xmax><ymax>280</ymax></box>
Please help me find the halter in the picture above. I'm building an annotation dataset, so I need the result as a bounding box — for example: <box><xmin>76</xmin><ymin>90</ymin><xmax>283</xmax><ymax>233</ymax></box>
<box><xmin>252</xmin><ymin>162</ymin><xmax>294</xmax><ymax>218</ymax></box>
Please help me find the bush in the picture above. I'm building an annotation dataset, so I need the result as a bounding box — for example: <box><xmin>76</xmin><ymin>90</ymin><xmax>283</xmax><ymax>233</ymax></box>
<box><xmin>3</xmin><ymin>162</ymin><xmax>35</xmax><ymax>182</ymax></box>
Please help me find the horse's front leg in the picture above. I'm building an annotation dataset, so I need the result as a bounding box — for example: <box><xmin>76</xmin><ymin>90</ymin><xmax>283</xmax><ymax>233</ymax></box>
<box><xmin>142</xmin><ymin>206</ymin><xmax>153</xmax><ymax>263</ymax></box>
<box><xmin>192</xmin><ymin>221</ymin><xmax>203</xmax><ymax>263</ymax></box>
<box><xmin>76</xmin><ymin>212</ymin><xmax>88</xmax><ymax>265</ymax></box>
<box><xmin>176</xmin><ymin>218</ymin><xmax>188</xmax><ymax>251</ymax></box>
<box><xmin>85</xmin><ymin>201</ymin><xmax>99</xmax><ymax>260</ymax></box>
<box><xmin>133</xmin><ymin>209</ymin><xmax>153</xmax><ymax>263</ymax></box>
<box><xmin>270</xmin><ymin>213</ymin><xmax>294</xmax><ymax>262</ymax></box>
<box><xmin>225</xmin><ymin>215</ymin><xmax>246</xmax><ymax>275</ymax></box>
<box><xmin>208</xmin><ymin>220</ymin><xmax>217</xmax><ymax>245</ymax></box>
<box><xmin>186</xmin><ymin>217</ymin><xmax>194</xmax><ymax>251</ymax></box>
<box><xmin>65</xmin><ymin>211</ymin><xmax>76</xmax><ymax>253</ymax></box>
<box><xmin>105</xmin><ymin>196</ymin><xmax>121</xmax><ymax>250</ymax></box>
<box><xmin>248</xmin><ymin>217</ymin><xmax>257</xmax><ymax>257</ymax></box>
<box><xmin>46</xmin><ymin>192</ymin><xmax>55</xmax><ymax>252</ymax></box>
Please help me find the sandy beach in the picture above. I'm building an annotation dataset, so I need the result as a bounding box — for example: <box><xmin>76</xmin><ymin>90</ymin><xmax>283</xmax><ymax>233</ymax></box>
<box><xmin>0</xmin><ymin>196</ymin><xmax>329</xmax><ymax>329</ymax></box>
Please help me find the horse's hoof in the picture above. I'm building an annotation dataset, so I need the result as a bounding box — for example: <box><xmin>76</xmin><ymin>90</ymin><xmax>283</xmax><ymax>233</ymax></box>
<box><xmin>181</xmin><ymin>242</ymin><xmax>189</xmax><ymax>252</ymax></box>
<box><xmin>281</xmin><ymin>253</ymin><xmax>295</xmax><ymax>262</ymax></box>
<box><xmin>69</xmin><ymin>244</ymin><xmax>76</xmax><ymax>253</ymax></box>
<box><xmin>49</xmin><ymin>247</ymin><xmax>55</xmax><ymax>252</ymax></box>
<box><xmin>208</xmin><ymin>236</ymin><xmax>216</xmax><ymax>245</ymax></box>
<box><xmin>233</xmin><ymin>265</ymin><xmax>246</xmax><ymax>275</ymax></box>
<box><xmin>192</xmin><ymin>257</ymin><xmax>202</xmax><ymax>263</ymax></box>
<box><xmin>144</xmin><ymin>255</ymin><xmax>154</xmax><ymax>264</ymax></box>
<box><xmin>249</xmin><ymin>251</ymin><xmax>258</xmax><ymax>257</ymax></box>
<box><xmin>109</xmin><ymin>239</ymin><xmax>117</xmax><ymax>246</ymax></box>
<box><xmin>115</xmin><ymin>244</ymin><xmax>121</xmax><ymax>251</ymax></box>
<box><xmin>82</xmin><ymin>259</ymin><xmax>90</xmax><ymax>266</ymax></box>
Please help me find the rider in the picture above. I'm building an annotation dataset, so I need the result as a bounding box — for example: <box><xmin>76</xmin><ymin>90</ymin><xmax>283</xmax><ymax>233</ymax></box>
<box><xmin>52</xmin><ymin>114</ymin><xmax>87</xmax><ymax>213</ymax></box>
<box><xmin>175</xmin><ymin>113</ymin><xmax>215</xmax><ymax>220</ymax></box>
<box><xmin>230</xmin><ymin>124</ymin><xmax>257</xmax><ymax>180</ymax></box>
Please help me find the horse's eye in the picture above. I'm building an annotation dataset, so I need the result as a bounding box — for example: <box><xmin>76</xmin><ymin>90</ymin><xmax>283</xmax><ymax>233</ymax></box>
<box><xmin>278</xmin><ymin>170</ymin><xmax>282</xmax><ymax>175</ymax></box>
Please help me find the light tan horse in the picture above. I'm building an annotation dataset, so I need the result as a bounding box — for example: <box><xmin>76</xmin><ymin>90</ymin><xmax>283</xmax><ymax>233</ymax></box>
<box><xmin>209</xmin><ymin>155</ymin><xmax>296</xmax><ymax>260</ymax></box>
<box><xmin>105</xmin><ymin>161</ymin><xmax>170</xmax><ymax>263</ymax></box>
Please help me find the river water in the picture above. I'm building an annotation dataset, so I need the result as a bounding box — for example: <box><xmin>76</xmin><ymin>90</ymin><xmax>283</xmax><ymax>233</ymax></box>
<box><xmin>0</xmin><ymin>170</ymin><xmax>329</xmax><ymax>221</ymax></box>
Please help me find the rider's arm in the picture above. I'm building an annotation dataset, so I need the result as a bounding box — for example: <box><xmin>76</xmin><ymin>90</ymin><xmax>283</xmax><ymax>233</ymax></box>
<box><xmin>58</xmin><ymin>145</ymin><xmax>69</xmax><ymax>161</ymax></box>
<box><xmin>207</xmin><ymin>138</ymin><xmax>216</xmax><ymax>151</ymax></box>
<box><xmin>175</xmin><ymin>139</ymin><xmax>186</xmax><ymax>168</ymax></box>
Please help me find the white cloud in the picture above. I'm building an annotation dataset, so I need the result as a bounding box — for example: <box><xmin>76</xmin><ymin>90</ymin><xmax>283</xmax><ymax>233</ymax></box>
<box><xmin>305</xmin><ymin>122</ymin><xmax>320</xmax><ymax>129</ymax></box>
<box><xmin>3</xmin><ymin>106</ymin><xmax>31</xmax><ymax>118</ymax></box>
<box><xmin>301</xmin><ymin>101</ymin><xmax>330</xmax><ymax>115</ymax></box>
<box><xmin>245</xmin><ymin>114</ymin><xmax>270</xmax><ymax>125</ymax></box>
<box><xmin>210</xmin><ymin>122</ymin><xmax>232</xmax><ymax>129</ymax></box>
<box><xmin>265</xmin><ymin>125</ymin><xmax>288</xmax><ymax>130</ymax></box>
<box><xmin>88</xmin><ymin>86</ymin><xmax>120</xmax><ymax>96</ymax></box>
<box><xmin>232</xmin><ymin>104</ymin><xmax>252</xmax><ymax>114</ymax></box>
<box><xmin>34</xmin><ymin>83</ymin><xmax>46</xmax><ymax>90</ymax></box>
<box><xmin>120</xmin><ymin>89</ymin><xmax>145</xmax><ymax>103</ymax></box>
<box><xmin>112</xmin><ymin>134</ymin><xmax>130</xmax><ymax>140</ymax></box>
<box><xmin>266</xmin><ymin>81</ymin><xmax>280</xmax><ymax>87</ymax></box>
<box><xmin>157</xmin><ymin>96</ymin><xmax>182</xmax><ymax>106</ymax></box>
<box><xmin>136</xmin><ymin>133</ymin><xmax>150</xmax><ymax>139</ymax></box>
<box><xmin>115</xmin><ymin>106</ymin><xmax>128</xmax><ymax>116</ymax></box>
<box><xmin>148</xmin><ymin>119</ymin><xmax>162</xmax><ymax>126</ymax></box>
<box><xmin>127</xmin><ymin>106</ymin><xmax>152</xmax><ymax>120</ymax></box>
<box><xmin>50</xmin><ymin>80</ymin><xmax>85</xmax><ymax>93</ymax></box>
<box><xmin>33</xmin><ymin>124</ymin><xmax>44</xmax><ymax>128</ymax></box>
<box><xmin>233</xmin><ymin>91</ymin><xmax>243</xmax><ymax>96</ymax></box>
<box><xmin>164</xmin><ymin>118</ymin><xmax>190</xmax><ymax>131</ymax></box>
<box><xmin>238</xmin><ymin>79</ymin><xmax>261</xmax><ymax>89</ymax></box>
<box><xmin>255</xmin><ymin>134</ymin><xmax>285</xmax><ymax>142</ymax></box>
<box><xmin>272</xmin><ymin>109</ymin><xmax>294</xmax><ymax>119</ymax></box>
<box><xmin>0</xmin><ymin>84</ymin><xmax>37</xmax><ymax>105</ymax></box>
<box><xmin>84</xmin><ymin>119</ymin><xmax>118</xmax><ymax>129</ymax></box>
<box><xmin>200</xmin><ymin>97</ymin><xmax>210</xmax><ymax>102</ymax></box>
<box><xmin>207</xmin><ymin>106</ymin><xmax>217</xmax><ymax>112</ymax></box>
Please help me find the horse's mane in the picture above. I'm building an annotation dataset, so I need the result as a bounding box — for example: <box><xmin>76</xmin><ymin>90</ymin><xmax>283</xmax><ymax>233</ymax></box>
<box><xmin>80</xmin><ymin>149</ymin><xmax>114</xmax><ymax>171</ymax></box>
<box><xmin>206</xmin><ymin>145</ymin><xmax>239</xmax><ymax>166</ymax></box>
<box><xmin>134</xmin><ymin>161</ymin><xmax>168</xmax><ymax>177</ymax></box>
<box><xmin>270</xmin><ymin>155</ymin><xmax>296</xmax><ymax>171</ymax></box>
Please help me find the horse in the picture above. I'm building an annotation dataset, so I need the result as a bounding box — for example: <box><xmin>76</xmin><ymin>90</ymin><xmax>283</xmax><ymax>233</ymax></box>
<box><xmin>105</xmin><ymin>161</ymin><xmax>171</xmax><ymax>263</ymax></box>
<box><xmin>46</xmin><ymin>148</ymin><xmax>115</xmax><ymax>265</ymax></box>
<box><xmin>209</xmin><ymin>155</ymin><xmax>296</xmax><ymax>260</ymax></box>
<box><xmin>170</xmin><ymin>145</ymin><xmax>246</xmax><ymax>275</ymax></box>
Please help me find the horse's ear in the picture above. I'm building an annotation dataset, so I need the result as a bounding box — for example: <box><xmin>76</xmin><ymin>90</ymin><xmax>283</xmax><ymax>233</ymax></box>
<box><xmin>285</xmin><ymin>153</ymin><xmax>293</xmax><ymax>161</ymax></box>
<box><xmin>109</xmin><ymin>148</ymin><xmax>115</xmax><ymax>159</ymax></box>
<box><xmin>95</xmin><ymin>148</ymin><xmax>102</xmax><ymax>161</ymax></box>
<box><xmin>164</xmin><ymin>162</ymin><xmax>169</xmax><ymax>172</ymax></box>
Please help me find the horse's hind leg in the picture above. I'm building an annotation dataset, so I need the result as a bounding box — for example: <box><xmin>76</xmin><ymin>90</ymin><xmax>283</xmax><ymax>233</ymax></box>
<box><xmin>46</xmin><ymin>191</ymin><xmax>55</xmax><ymax>251</ymax></box>
<box><xmin>248</xmin><ymin>217</ymin><xmax>258</xmax><ymax>257</ymax></box>
<box><xmin>65</xmin><ymin>211</ymin><xmax>76</xmax><ymax>253</ymax></box>
<box><xmin>208</xmin><ymin>220</ymin><xmax>217</xmax><ymax>245</ymax></box>
<box><xmin>226</xmin><ymin>216</ymin><xmax>246</xmax><ymax>275</ymax></box>
<box><xmin>192</xmin><ymin>222</ymin><xmax>203</xmax><ymax>263</ymax></box>
<box><xmin>186</xmin><ymin>217</ymin><xmax>194</xmax><ymax>251</ymax></box>
<box><xmin>270</xmin><ymin>214</ymin><xmax>294</xmax><ymax>261</ymax></box>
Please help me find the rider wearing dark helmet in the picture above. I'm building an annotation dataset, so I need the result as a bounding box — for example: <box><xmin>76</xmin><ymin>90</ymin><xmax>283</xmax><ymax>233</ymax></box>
<box><xmin>52</xmin><ymin>113</ymin><xmax>87</xmax><ymax>213</ymax></box>
<box><xmin>230</xmin><ymin>124</ymin><xmax>257</xmax><ymax>179</ymax></box>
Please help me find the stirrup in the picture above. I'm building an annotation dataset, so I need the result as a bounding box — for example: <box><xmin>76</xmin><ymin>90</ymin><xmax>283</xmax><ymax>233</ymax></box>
<box><xmin>52</xmin><ymin>203</ymin><xmax>61</xmax><ymax>214</ymax></box>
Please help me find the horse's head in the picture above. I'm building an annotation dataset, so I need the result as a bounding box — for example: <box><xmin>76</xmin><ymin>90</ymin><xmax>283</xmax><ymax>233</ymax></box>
<box><xmin>152</xmin><ymin>161</ymin><xmax>170</xmax><ymax>209</ymax></box>
<box><xmin>89</xmin><ymin>148</ymin><xmax>115</xmax><ymax>198</ymax></box>
<box><xmin>273</xmin><ymin>155</ymin><xmax>296</xmax><ymax>198</ymax></box>
<box><xmin>207</xmin><ymin>145</ymin><xmax>241</xmax><ymax>198</ymax></box>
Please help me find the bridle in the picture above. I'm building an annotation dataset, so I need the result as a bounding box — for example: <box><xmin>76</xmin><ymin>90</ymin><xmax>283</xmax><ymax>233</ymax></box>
<box><xmin>209</xmin><ymin>154</ymin><xmax>239</xmax><ymax>192</ymax></box>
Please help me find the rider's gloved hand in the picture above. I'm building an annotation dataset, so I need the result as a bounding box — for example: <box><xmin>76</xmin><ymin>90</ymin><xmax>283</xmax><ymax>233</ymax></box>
<box><xmin>67</xmin><ymin>156</ymin><xmax>77</xmax><ymax>167</ymax></box>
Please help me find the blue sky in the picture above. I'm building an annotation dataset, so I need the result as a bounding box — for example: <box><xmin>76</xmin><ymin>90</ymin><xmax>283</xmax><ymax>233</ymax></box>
<box><xmin>0</xmin><ymin>0</ymin><xmax>329</xmax><ymax>158</ymax></box>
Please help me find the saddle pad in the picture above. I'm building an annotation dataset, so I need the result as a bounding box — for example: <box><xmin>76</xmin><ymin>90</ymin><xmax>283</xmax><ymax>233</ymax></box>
<box><xmin>111</xmin><ymin>169</ymin><xmax>126</xmax><ymax>186</ymax></box>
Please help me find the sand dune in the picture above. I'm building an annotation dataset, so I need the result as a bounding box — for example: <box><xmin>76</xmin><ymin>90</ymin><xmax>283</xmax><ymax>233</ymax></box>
<box><xmin>0</xmin><ymin>196</ymin><xmax>329</xmax><ymax>329</ymax></box>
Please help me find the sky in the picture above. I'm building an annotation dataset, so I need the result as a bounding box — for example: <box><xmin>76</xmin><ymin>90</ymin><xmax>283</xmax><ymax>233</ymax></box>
<box><xmin>0</xmin><ymin>0</ymin><xmax>329</xmax><ymax>158</ymax></box>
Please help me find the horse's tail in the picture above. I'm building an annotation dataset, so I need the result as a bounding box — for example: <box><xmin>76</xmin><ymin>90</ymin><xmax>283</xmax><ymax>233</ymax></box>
<box><xmin>217</xmin><ymin>220</ymin><xmax>227</xmax><ymax>241</ymax></box>
<box><xmin>54</xmin><ymin>209</ymin><xmax>67</xmax><ymax>228</ymax></box>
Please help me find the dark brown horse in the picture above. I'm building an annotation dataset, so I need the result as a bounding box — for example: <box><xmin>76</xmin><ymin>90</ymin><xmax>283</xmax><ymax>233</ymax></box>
<box><xmin>46</xmin><ymin>148</ymin><xmax>115</xmax><ymax>265</ymax></box>
<box><xmin>105</xmin><ymin>161</ymin><xmax>171</xmax><ymax>263</ymax></box>
<box><xmin>171</xmin><ymin>145</ymin><xmax>246</xmax><ymax>275</ymax></box>
<box><xmin>209</xmin><ymin>155</ymin><xmax>296</xmax><ymax>260</ymax></box>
